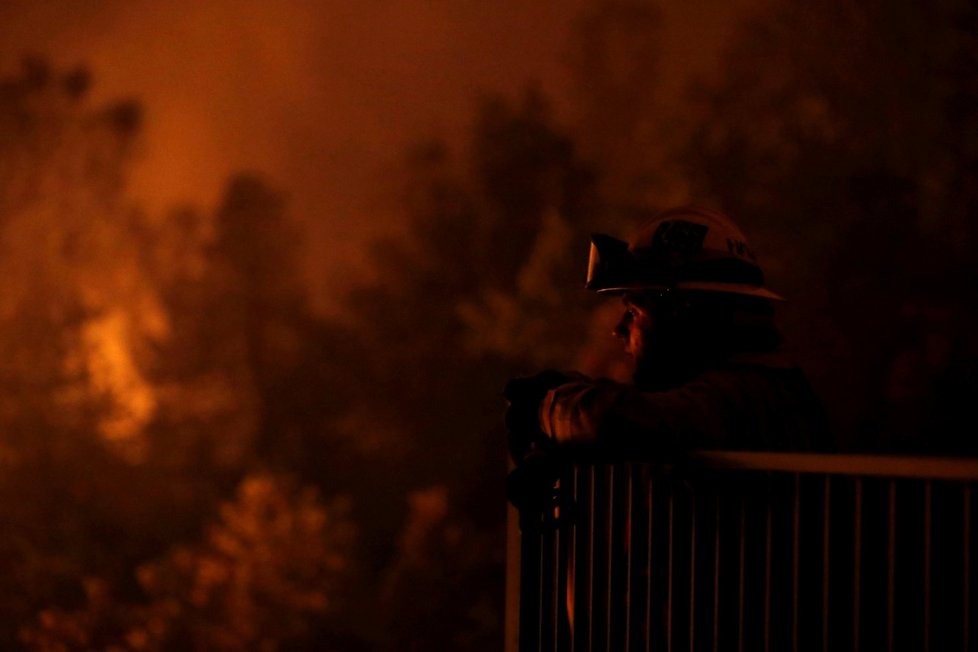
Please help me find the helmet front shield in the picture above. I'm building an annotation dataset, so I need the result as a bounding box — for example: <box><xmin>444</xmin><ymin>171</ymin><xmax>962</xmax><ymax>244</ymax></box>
<box><xmin>585</xmin><ymin>233</ymin><xmax>634</xmax><ymax>292</ymax></box>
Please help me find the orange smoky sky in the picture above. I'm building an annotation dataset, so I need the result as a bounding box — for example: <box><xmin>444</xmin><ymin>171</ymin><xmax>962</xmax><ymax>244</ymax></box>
<box><xmin>0</xmin><ymin>0</ymin><xmax>752</xmax><ymax>313</ymax></box>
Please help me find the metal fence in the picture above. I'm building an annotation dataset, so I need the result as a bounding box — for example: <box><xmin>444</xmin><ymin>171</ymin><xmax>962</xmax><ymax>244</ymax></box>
<box><xmin>505</xmin><ymin>452</ymin><xmax>978</xmax><ymax>652</ymax></box>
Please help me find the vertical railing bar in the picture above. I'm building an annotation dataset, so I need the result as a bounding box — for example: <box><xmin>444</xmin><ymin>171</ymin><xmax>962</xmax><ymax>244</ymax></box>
<box><xmin>886</xmin><ymin>481</ymin><xmax>896</xmax><ymax>652</ymax></box>
<box><xmin>575</xmin><ymin>464</ymin><xmax>594</xmax><ymax>652</ymax></box>
<box><xmin>553</xmin><ymin>507</ymin><xmax>561</xmax><ymax>652</ymax></box>
<box><xmin>557</xmin><ymin>466</ymin><xmax>576</xmax><ymax>652</ymax></box>
<box><xmin>574</xmin><ymin>464</ymin><xmax>594</xmax><ymax>652</ymax></box>
<box><xmin>690</xmin><ymin>489</ymin><xmax>697</xmax><ymax>652</ymax></box>
<box><xmin>545</xmin><ymin>474</ymin><xmax>562</xmax><ymax>652</ymax></box>
<box><xmin>792</xmin><ymin>473</ymin><xmax>800</xmax><ymax>652</ymax></box>
<box><xmin>538</xmin><ymin>519</ymin><xmax>546</xmax><ymax>652</ymax></box>
<box><xmin>667</xmin><ymin>488</ymin><xmax>675</xmax><ymax>652</ymax></box>
<box><xmin>964</xmin><ymin>485</ymin><xmax>971</xmax><ymax>652</ymax></box>
<box><xmin>507</xmin><ymin>495</ymin><xmax>521</xmax><ymax>652</ymax></box>
<box><xmin>853</xmin><ymin>478</ymin><xmax>862</xmax><ymax>652</ymax></box>
<box><xmin>713</xmin><ymin>493</ymin><xmax>721</xmax><ymax>652</ymax></box>
<box><xmin>588</xmin><ymin>465</ymin><xmax>596</xmax><ymax>652</ymax></box>
<box><xmin>764</xmin><ymin>474</ymin><xmax>773</xmax><ymax>652</ymax></box>
<box><xmin>646</xmin><ymin>468</ymin><xmax>654</xmax><ymax>652</ymax></box>
<box><xmin>569</xmin><ymin>466</ymin><xmax>579</xmax><ymax>652</ymax></box>
<box><xmin>604</xmin><ymin>464</ymin><xmax>618</xmax><ymax>652</ymax></box>
<box><xmin>923</xmin><ymin>480</ymin><xmax>931</xmax><ymax>652</ymax></box>
<box><xmin>519</xmin><ymin>511</ymin><xmax>542</xmax><ymax>652</ymax></box>
<box><xmin>821</xmin><ymin>475</ymin><xmax>831</xmax><ymax>652</ymax></box>
<box><xmin>738</xmin><ymin>497</ymin><xmax>746</xmax><ymax>652</ymax></box>
<box><xmin>625</xmin><ymin>464</ymin><xmax>634</xmax><ymax>652</ymax></box>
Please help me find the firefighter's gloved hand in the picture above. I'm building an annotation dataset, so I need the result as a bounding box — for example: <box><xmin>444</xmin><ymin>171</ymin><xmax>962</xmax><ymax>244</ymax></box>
<box><xmin>504</xmin><ymin>370</ymin><xmax>583</xmax><ymax>462</ymax></box>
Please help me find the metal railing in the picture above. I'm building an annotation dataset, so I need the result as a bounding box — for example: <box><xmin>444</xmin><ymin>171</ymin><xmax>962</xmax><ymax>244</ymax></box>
<box><xmin>505</xmin><ymin>452</ymin><xmax>978</xmax><ymax>652</ymax></box>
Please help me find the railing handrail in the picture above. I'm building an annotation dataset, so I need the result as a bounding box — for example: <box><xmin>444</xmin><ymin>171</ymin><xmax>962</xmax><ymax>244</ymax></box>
<box><xmin>682</xmin><ymin>450</ymin><xmax>978</xmax><ymax>480</ymax></box>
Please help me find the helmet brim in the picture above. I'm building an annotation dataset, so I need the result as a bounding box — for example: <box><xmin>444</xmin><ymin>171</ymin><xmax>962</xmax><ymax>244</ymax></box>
<box><xmin>594</xmin><ymin>280</ymin><xmax>785</xmax><ymax>302</ymax></box>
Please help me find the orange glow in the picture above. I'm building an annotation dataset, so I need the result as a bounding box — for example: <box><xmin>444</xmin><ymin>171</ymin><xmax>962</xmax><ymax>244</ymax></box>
<box><xmin>80</xmin><ymin>310</ymin><xmax>156</xmax><ymax>454</ymax></box>
<box><xmin>0</xmin><ymin>1</ymin><xmax>752</xmax><ymax>315</ymax></box>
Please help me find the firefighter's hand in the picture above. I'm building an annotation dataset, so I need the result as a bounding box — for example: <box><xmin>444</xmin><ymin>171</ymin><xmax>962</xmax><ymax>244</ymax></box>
<box><xmin>504</xmin><ymin>370</ymin><xmax>582</xmax><ymax>462</ymax></box>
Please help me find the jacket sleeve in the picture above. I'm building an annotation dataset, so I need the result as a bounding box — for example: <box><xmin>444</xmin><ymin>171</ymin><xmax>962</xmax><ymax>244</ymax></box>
<box><xmin>537</xmin><ymin>372</ymin><xmax>752</xmax><ymax>457</ymax></box>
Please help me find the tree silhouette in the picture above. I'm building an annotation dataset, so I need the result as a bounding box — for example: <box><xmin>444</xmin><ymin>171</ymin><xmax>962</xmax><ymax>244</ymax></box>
<box><xmin>679</xmin><ymin>0</ymin><xmax>978</xmax><ymax>450</ymax></box>
<box><xmin>20</xmin><ymin>473</ymin><xmax>354</xmax><ymax>652</ymax></box>
<box><xmin>321</xmin><ymin>89</ymin><xmax>598</xmax><ymax>651</ymax></box>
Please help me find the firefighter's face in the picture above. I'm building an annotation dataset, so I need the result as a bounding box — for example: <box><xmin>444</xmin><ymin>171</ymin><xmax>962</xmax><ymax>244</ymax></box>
<box><xmin>614</xmin><ymin>295</ymin><xmax>656</xmax><ymax>362</ymax></box>
<box><xmin>614</xmin><ymin>291</ymin><xmax>687</xmax><ymax>384</ymax></box>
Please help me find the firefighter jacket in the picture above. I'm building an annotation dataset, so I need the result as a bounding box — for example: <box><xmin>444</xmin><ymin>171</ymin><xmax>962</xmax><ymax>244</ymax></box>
<box><xmin>537</xmin><ymin>350</ymin><xmax>828</xmax><ymax>457</ymax></box>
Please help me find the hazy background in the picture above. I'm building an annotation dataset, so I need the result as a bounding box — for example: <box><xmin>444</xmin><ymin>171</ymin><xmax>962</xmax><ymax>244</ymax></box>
<box><xmin>0</xmin><ymin>0</ymin><xmax>751</xmax><ymax>312</ymax></box>
<box><xmin>0</xmin><ymin>1</ymin><xmax>976</xmax><ymax>650</ymax></box>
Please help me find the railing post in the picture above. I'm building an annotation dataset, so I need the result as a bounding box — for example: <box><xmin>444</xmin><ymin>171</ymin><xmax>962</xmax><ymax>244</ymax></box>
<box><xmin>506</xmin><ymin>499</ymin><xmax>522</xmax><ymax>652</ymax></box>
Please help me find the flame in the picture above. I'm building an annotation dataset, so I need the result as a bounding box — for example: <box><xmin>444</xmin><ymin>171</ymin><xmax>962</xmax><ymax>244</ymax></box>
<box><xmin>81</xmin><ymin>309</ymin><xmax>156</xmax><ymax>453</ymax></box>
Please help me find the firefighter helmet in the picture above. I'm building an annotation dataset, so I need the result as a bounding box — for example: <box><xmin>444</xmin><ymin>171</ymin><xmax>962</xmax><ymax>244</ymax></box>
<box><xmin>585</xmin><ymin>206</ymin><xmax>784</xmax><ymax>301</ymax></box>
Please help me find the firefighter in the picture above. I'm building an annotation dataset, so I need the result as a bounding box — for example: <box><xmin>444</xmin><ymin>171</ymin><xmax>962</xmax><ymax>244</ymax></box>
<box><xmin>505</xmin><ymin>206</ymin><xmax>829</xmax><ymax>463</ymax></box>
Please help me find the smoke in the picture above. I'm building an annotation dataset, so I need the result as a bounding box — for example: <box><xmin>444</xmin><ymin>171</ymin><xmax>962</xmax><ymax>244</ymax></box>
<box><xmin>0</xmin><ymin>0</ymin><xmax>753</xmax><ymax>313</ymax></box>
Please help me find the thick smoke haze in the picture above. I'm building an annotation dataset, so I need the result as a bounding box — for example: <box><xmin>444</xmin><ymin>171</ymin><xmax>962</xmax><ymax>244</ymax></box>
<box><xmin>4</xmin><ymin>2</ymin><xmax>977</xmax><ymax>650</ymax></box>
<box><xmin>0</xmin><ymin>0</ymin><xmax>749</xmax><ymax>312</ymax></box>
